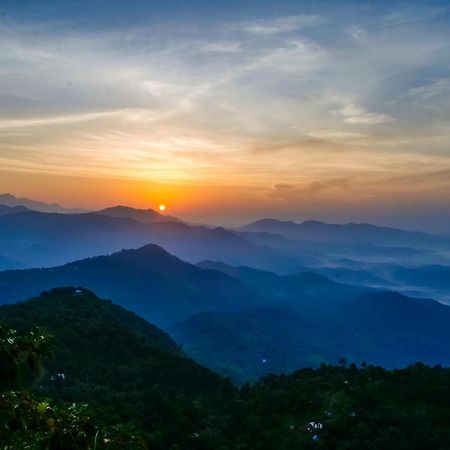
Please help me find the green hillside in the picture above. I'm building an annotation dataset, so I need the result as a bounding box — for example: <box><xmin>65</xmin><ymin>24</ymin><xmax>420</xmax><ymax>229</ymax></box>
<box><xmin>1</xmin><ymin>288</ymin><xmax>450</xmax><ymax>450</ymax></box>
<box><xmin>0</xmin><ymin>288</ymin><xmax>235</xmax><ymax>449</ymax></box>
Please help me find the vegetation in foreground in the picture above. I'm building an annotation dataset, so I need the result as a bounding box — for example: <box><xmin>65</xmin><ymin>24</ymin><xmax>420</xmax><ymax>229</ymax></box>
<box><xmin>1</xmin><ymin>288</ymin><xmax>450</xmax><ymax>449</ymax></box>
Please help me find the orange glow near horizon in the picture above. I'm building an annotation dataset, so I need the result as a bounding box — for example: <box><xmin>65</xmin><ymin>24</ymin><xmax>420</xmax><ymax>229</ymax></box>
<box><xmin>2</xmin><ymin>167</ymin><xmax>450</xmax><ymax>230</ymax></box>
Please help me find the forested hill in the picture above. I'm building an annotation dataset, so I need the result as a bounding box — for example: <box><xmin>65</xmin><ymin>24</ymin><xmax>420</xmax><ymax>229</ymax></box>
<box><xmin>0</xmin><ymin>287</ymin><xmax>181</xmax><ymax>355</ymax></box>
<box><xmin>0</xmin><ymin>288</ymin><xmax>235</xmax><ymax>448</ymax></box>
<box><xmin>1</xmin><ymin>288</ymin><xmax>450</xmax><ymax>449</ymax></box>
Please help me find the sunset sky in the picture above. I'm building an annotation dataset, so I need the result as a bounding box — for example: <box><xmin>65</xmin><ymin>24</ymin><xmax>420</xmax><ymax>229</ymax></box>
<box><xmin>1</xmin><ymin>0</ymin><xmax>450</xmax><ymax>229</ymax></box>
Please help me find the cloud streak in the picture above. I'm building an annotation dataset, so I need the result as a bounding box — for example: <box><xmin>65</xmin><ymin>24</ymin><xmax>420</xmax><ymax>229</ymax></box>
<box><xmin>334</xmin><ymin>103</ymin><xmax>394</xmax><ymax>125</ymax></box>
<box><xmin>242</xmin><ymin>14</ymin><xmax>327</xmax><ymax>35</ymax></box>
<box><xmin>0</xmin><ymin>111</ymin><xmax>124</xmax><ymax>130</ymax></box>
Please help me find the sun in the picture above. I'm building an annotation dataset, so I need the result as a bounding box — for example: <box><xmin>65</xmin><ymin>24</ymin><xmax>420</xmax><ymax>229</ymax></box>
<box><xmin>159</xmin><ymin>204</ymin><xmax>166</xmax><ymax>212</ymax></box>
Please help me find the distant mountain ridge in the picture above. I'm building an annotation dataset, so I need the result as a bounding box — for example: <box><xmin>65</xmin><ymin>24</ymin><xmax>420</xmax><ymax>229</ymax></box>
<box><xmin>197</xmin><ymin>259</ymin><xmax>370</xmax><ymax>310</ymax></box>
<box><xmin>0</xmin><ymin>193</ymin><xmax>87</xmax><ymax>214</ymax></box>
<box><xmin>240</xmin><ymin>218</ymin><xmax>450</xmax><ymax>248</ymax></box>
<box><xmin>97</xmin><ymin>205</ymin><xmax>180</xmax><ymax>224</ymax></box>
<box><xmin>0</xmin><ymin>204</ymin><xmax>32</xmax><ymax>215</ymax></box>
<box><xmin>0</xmin><ymin>211</ymin><xmax>306</xmax><ymax>271</ymax></box>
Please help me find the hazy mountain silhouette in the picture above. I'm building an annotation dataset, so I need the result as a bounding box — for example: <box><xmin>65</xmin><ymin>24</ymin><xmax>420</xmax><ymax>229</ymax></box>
<box><xmin>0</xmin><ymin>204</ymin><xmax>32</xmax><ymax>215</ymax></box>
<box><xmin>239</xmin><ymin>228</ymin><xmax>448</xmax><ymax>266</ymax></box>
<box><xmin>0</xmin><ymin>193</ymin><xmax>87</xmax><ymax>214</ymax></box>
<box><xmin>197</xmin><ymin>260</ymin><xmax>371</xmax><ymax>311</ymax></box>
<box><xmin>140</xmin><ymin>222</ymin><xmax>308</xmax><ymax>273</ymax></box>
<box><xmin>0</xmin><ymin>211</ymin><xmax>154</xmax><ymax>267</ymax></box>
<box><xmin>390</xmin><ymin>265</ymin><xmax>450</xmax><ymax>290</ymax></box>
<box><xmin>240</xmin><ymin>218</ymin><xmax>450</xmax><ymax>249</ymax></box>
<box><xmin>0</xmin><ymin>211</ymin><xmax>306</xmax><ymax>271</ymax></box>
<box><xmin>0</xmin><ymin>244</ymin><xmax>264</xmax><ymax>326</ymax></box>
<box><xmin>97</xmin><ymin>205</ymin><xmax>180</xmax><ymax>224</ymax></box>
<box><xmin>173</xmin><ymin>291</ymin><xmax>450</xmax><ymax>381</ymax></box>
<box><xmin>311</xmin><ymin>263</ymin><xmax>450</xmax><ymax>304</ymax></box>
<box><xmin>312</xmin><ymin>266</ymin><xmax>393</xmax><ymax>287</ymax></box>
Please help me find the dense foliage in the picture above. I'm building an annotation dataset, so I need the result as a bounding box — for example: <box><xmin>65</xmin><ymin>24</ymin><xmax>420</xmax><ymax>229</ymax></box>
<box><xmin>1</xmin><ymin>288</ymin><xmax>450</xmax><ymax>449</ymax></box>
<box><xmin>0</xmin><ymin>288</ymin><xmax>235</xmax><ymax>449</ymax></box>
<box><xmin>232</xmin><ymin>363</ymin><xmax>450</xmax><ymax>450</ymax></box>
<box><xmin>0</xmin><ymin>324</ymin><xmax>146</xmax><ymax>449</ymax></box>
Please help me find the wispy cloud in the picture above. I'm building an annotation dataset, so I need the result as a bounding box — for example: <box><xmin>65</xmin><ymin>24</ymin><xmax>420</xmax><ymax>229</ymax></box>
<box><xmin>242</xmin><ymin>14</ymin><xmax>327</xmax><ymax>35</ymax></box>
<box><xmin>201</xmin><ymin>42</ymin><xmax>242</xmax><ymax>53</ymax></box>
<box><xmin>0</xmin><ymin>110</ymin><xmax>124</xmax><ymax>130</ymax></box>
<box><xmin>334</xmin><ymin>103</ymin><xmax>394</xmax><ymax>125</ymax></box>
<box><xmin>405</xmin><ymin>78</ymin><xmax>450</xmax><ymax>101</ymax></box>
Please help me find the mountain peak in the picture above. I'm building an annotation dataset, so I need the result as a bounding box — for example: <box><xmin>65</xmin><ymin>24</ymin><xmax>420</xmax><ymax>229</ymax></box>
<box><xmin>97</xmin><ymin>205</ymin><xmax>180</xmax><ymax>224</ymax></box>
<box><xmin>129</xmin><ymin>242</ymin><xmax>173</xmax><ymax>257</ymax></box>
<box><xmin>301</xmin><ymin>219</ymin><xmax>326</xmax><ymax>226</ymax></box>
<box><xmin>83</xmin><ymin>243</ymin><xmax>183</xmax><ymax>270</ymax></box>
<box><xmin>253</xmin><ymin>218</ymin><xmax>292</xmax><ymax>225</ymax></box>
<box><xmin>0</xmin><ymin>286</ymin><xmax>182</xmax><ymax>354</ymax></box>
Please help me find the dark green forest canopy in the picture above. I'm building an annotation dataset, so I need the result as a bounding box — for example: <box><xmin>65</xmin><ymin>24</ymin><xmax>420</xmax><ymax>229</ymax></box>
<box><xmin>0</xmin><ymin>321</ymin><xmax>147</xmax><ymax>449</ymax></box>
<box><xmin>0</xmin><ymin>288</ymin><xmax>236</xmax><ymax>448</ymax></box>
<box><xmin>1</xmin><ymin>288</ymin><xmax>450</xmax><ymax>450</ymax></box>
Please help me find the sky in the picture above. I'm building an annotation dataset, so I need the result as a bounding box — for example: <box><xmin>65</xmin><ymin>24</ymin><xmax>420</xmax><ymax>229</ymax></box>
<box><xmin>1</xmin><ymin>0</ymin><xmax>450</xmax><ymax>230</ymax></box>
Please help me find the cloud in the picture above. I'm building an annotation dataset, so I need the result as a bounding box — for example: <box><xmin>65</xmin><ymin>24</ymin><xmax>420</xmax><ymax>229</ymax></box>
<box><xmin>379</xmin><ymin>7</ymin><xmax>445</xmax><ymax>28</ymax></box>
<box><xmin>405</xmin><ymin>78</ymin><xmax>450</xmax><ymax>101</ymax></box>
<box><xmin>304</xmin><ymin>178</ymin><xmax>354</xmax><ymax>195</ymax></box>
<box><xmin>293</xmin><ymin>127</ymin><xmax>368</xmax><ymax>141</ymax></box>
<box><xmin>334</xmin><ymin>103</ymin><xmax>394</xmax><ymax>125</ymax></box>
<box><xmin>0</xmin><ymin>110</ymin><xmax>124</xmax><ymax>130</ymax></box>
<box><xmin>201</xmin><ymin>42</ymin><xmax>242</xmax><ymax>53</ymax></box>
<box><xmin>242</xmin><ymin>14</ymin><xmax>327</xmax><ymax>35</ymax></box>
<box><xmin>265</xmin><ymin>178</ymin><xmax>355</xmax><ymax>203</ymax></box>
<box><xmin>347</xmin><ymin>26</ymin><xmax>368</xmax><ymax>43</ymax></box>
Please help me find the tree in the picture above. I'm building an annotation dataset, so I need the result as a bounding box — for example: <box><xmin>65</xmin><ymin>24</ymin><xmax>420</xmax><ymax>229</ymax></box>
<box><xmin>0</xmin><ymin>323</ymin><xmax>147</xmax><ymax>450</ymax></box>
<box><xmin>0</xmin><ymin>323</ymin><xmax>52</xmax><ymax>389</ymax></box>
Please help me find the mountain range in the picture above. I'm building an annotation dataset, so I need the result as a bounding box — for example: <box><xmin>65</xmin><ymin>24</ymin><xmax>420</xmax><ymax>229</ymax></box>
<box><xmin>0</xmin><ymin>193</ymin><xmax>87</xmax><ymax>214</ymax></box>
<box><xmin>0</xmin><ymin>242</ymin><xmax>449</xmax><ymax>381</ymax></box>
<box><xmin>240</xmin><ymin>218</ymin><xmax>450</xmax><ymax>249</ymax></box>
<box><xmin>0</xmin><ymin>209</ymin><xmax>306</xmax><ymax>272</ymax></box>
<box><xmin>0</xmin><ymin>194</ymin><xmax>450</xmax><ymax>381</ymax></box>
